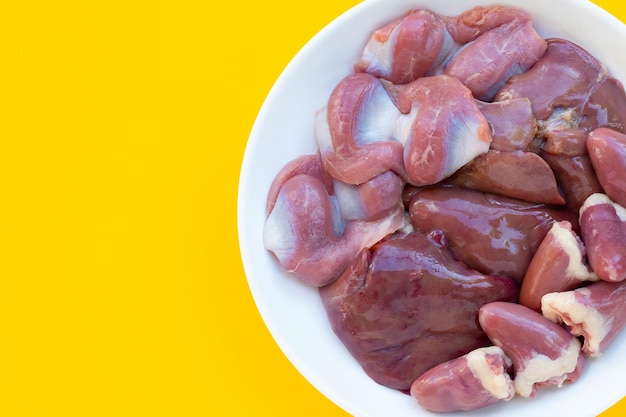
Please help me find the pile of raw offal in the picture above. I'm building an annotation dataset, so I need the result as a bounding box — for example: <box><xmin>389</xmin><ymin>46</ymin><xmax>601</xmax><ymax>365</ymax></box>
<box><xmin>262</xmin><ymin>5</ymin><xmax>626</xmax><ymax>413</ymax></box>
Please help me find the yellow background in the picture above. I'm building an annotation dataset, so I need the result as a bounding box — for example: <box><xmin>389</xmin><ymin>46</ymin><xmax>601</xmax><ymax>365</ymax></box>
<box><xmin>1</xmin><ymin>0</ymin><xmax>625</xmax><ymax>416</ymax></box>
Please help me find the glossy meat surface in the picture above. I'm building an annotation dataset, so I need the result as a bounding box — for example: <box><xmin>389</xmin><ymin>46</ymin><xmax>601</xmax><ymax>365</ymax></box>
<box><xmin>445</xmin><ymin>150</ymin><xmax>564</xmax><ymax>205</ymax></box>
<box><xmin>540</xmin><ymin>152</ymin><xmax>603</xmax><ymax>213</ymax></box>
<box><xmin>409</xmin><ymin>188</ymin><xmax>577</xmax><ymax>282</ymax></box>
<box><xmin>496</xmin><ymin>38</ymin><xmax>607</xmax><ymax>121</ymax></box>
<box><xmin>320</xmin><ymin>233</ymin><xmax>518</xmax><ymax>390</ymax></box>
<box><xmin>477</xmin><ymin>98</ymin><xmax>536</xmax><ymax>151</ymax></box>
<box><xmin>519</xmin><ymin>221</ymin><xmax>596</xmax><ymax>312</ymax></box>
<box><xmin>587</xmin><ymin>127</ymin><xmax>626</xmax><ymax>208</ymax></box>
<box><xmin>580</xmin><ymin>193</ymin><xmax>626</xmax><ymax>283</ymax></box>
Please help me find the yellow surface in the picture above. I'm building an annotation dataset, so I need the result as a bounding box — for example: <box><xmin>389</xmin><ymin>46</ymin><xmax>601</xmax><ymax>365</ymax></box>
<box><xmin>1</xmin><ymin>0</ymin><xmax>625</xmax><ymax>416</ymax></box>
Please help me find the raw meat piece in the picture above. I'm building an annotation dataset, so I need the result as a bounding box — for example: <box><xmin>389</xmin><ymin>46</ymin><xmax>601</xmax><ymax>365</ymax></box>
<box><xmin>354</xmin><ymin>10</ymin><xmax>456</xmax><ymax>84</ymax></box>
<box><xmin>542</xmin><ymin>280</ymin><xmax>626</xmax><ymax>357</ymax></box>
<box><xmin>582</xmin><ymin>76</ymin><xmax>626</xmax><ymax>134</ymax></box>
<box><xmin>316</xmin><ymin>73</ymin><xmax>406</xmax><ymax>185</ymax></box>
<box><xmin>479</xmin><ymin>302</ymin><xmax>585</xmax><ymax>398</ymax></box>
<box><xmin>579</xmin><ymin>193</ymin><xmax>626</xmax><ymax>283</ymax></box>
<box><xmin>477</xmin><ymin>98</ymin><xmax>536</xmax><ymax>151</ymax></box>
<box><xmin>410</xmin><ymin>346</ymin><xmax>515</xmax><ymax>413</ymax></box>
<box><xmin>541</xmin><ymin>78</ymin><xmax>626</xmax><ymax>158</ymax></box>
<box><xmin>445</xmin><ymin>18</ymin><xmax>547</xmax><ymax>101</ymax></box>
<box><xmin>586</xmin><ymin>127</ymin><xmax>626</xmax><ymax>208</ymax></box>
<box><xmin>410</xmin><ymin>346</ymin><xmax>515</xmax><ymax>412</ymax></box>
<box><xmin>319</xmin><ymin>232</ymin><xmax>518</xmax><ymax>390</ymax></box>
<box><xmin>409</xmin><ymin>188</ymin><xmax>578</xmax><ymax>282</ymax></box>
<box><xmin>394</xmin><ymin>75</ymin><xmax>492</xmax><ymax>186</ymax></box>
<box><xmin>519</xmin><ymin>221</ymin><xmax>597</xmax><ymax>312</ymax></box>
<box><xmin>539</xmin><ymin>111</ymin><xmax>590</xmax><ymax>157</ymax></box>
<box><xmin>496</xmin><ymin>38</ymin><xmax>607</xmax><ymax>121</ymax></box>
<box><xmin>265</xmin><ymin>152</ymin><xmax>333</xmax><ymax>215</ymax></box>
<box><xmin>263</xmin><ymin>174</ymin><xmax>405</xmax><ymax>286</ymax></box>
<box><xmin>540</xmin><ymin>152</ymin><xmax>603</xmax><ymax>213</ymax></box>
<box><xmin>444</xmin><ymin>150</ymin><xmax>564</xmax><ymax>205</ymax></box>
<box><xmin>444</xmin><ymin>5</ymin><xmax>533</xmax><ymax>44</ymax></box>
<box><xmin>318</xmin><ymin>73</ymin><xmax>492</xmax><ymax>186</ymax></box>
<box><xmin>333</xmin><ymin>171</ymin><xmax>404</xmax><ymax>221</ymax></box>
<box><xmin>539</xmin><ymin>75</ymin><xmax>626</xmax><ymax>156</ymax></box>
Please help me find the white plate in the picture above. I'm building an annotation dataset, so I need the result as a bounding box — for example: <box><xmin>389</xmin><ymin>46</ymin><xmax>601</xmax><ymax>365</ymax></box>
<box><xmin>238</xmin><ymin>0</ymin><xmax>626</xmax><ymax>415</ymax></box>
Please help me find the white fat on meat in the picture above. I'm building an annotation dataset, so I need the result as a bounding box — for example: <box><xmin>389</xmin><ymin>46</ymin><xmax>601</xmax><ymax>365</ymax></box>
<box><xmin>542</xmin><ymin>289</ymin><xmax>611</xmax><ymax>358</ymax></box>
<box><xmin>580</xmin><ymin>192</ymin><xmax>626</xmax><ymax>221</ymax></box>
<box><xmin>549</xmin><ymin>221</ymin><xmax>597</xmax><ymax>280</ymax></box>
<box><xmin>466</xmin><ymin>346</ymin><xmax>515</xmax><ymax>400</ymax></box>
<box><xmin>513</xmin><ymin>337</ymin><xmax>581</xmax><ymax>398</ymax></box>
